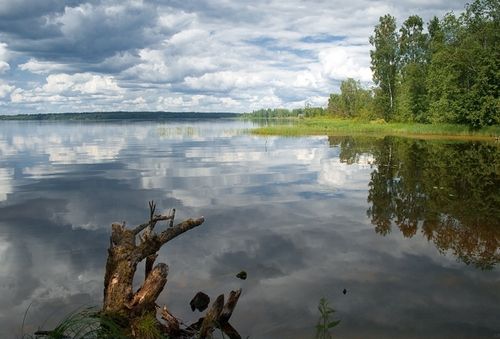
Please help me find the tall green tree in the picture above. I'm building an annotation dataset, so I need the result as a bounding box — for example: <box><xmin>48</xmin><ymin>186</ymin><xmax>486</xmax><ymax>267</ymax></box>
<box><xmin>370</xmin><ymin>14</ymin><xmax>399</xmax><ymax>120</ymax></box>
<box><xmin>426</xmin><ymin>13</ymin><xmax>463</xmax><ymax>123</ymax></box>
<box><xmin>397</xmin><ymin>15</ymin><xmax>429</xmax><ymax>122</ymax></box>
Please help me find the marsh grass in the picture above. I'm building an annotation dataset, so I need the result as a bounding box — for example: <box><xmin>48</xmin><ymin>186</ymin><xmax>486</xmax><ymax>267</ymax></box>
<box><xmin>23</xmin><ymin>307</ymin><xmax>127</xmax><ymax>339</ymax></box>
<box><xmin>130</xmin><ymin>313</ymin><xmax>166</xmax><ymax>339</ymax></box>
<box><xmin>315</xmin><ymin>298</ymin><xmax>340</xmax><ymax>339</ymax></box>
<box><xmin>251</xmin><ymin>118</ymin><xmax>500</xmax><ymax>140</ymax></box>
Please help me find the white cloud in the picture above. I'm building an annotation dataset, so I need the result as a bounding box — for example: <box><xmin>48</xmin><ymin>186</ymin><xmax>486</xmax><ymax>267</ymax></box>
<box><xmin>18</xmin><ymin>58</ymin><xmax>70</xmax><ymax>74</ymax></box>
<box><xmin>0</xmin><ymin>167</ymin><xmax>13</xmax><ymax>201</ymax></box>
<box><xmin>0</xmin><ymin>42</ymin><xmax>10</xmax><ymax>73</ymax></box>
<box><xmin>9</xmin><ymin>73</ymin><xmax>123</xmax><ymax>108</ymax></box>
<box><xmin>318</xmin><ymin>155</ymin><xmax>374</xmax><ymax>188</ymax></box>
<box><xmin>157</xmin><ymin>10</ymin><xmax>197</xmax><ymax>30</ymax></box>
<box><xmin>168</xmin><ymin>28</ymin><xmax>209</xmax><ymax>46</ymax></box>
<box><xmin>0</xmin><ymin>81</ymin><xmax>14</xmax><ymax>99</ymax></box>
<box><xmin>43</xmin><ymin>73</ymin><xmax>122</xmax><ymax>95</ymax></box>
<box><xmin>319</xmin><ymin>45</ymin><xmax>373</xmax><ymax>83</ymax></box>
<box><xmin>184</xmin><ymin>71</ymin><xmax>265</xmax><ymax>92</ymax></box>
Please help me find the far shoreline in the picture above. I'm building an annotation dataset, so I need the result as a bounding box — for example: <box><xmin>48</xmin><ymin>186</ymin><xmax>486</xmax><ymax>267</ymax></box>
<box><xmin>0</xmin><ymin>111</ymin><xmax>241</xmax><ymax>121</ymax></box>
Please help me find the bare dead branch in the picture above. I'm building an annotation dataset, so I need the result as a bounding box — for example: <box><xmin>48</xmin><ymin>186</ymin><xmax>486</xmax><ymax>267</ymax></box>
<box><xmin>135</xmin><ymin>217</ymin><xmax>204</xmax><ymax>262</ymax></box>
<box><xmin>169</xmin><ymin>208</ymin><xmax>176</xmax><ymax>228</ymax></box>
<box><xmin>159</xmin><ymin>217</ymin><xmax>205</xmax><ymax>244</ymax></box>
<box><xmin>220</xmin><ymin>322</ymin><xmax>242</xmax><ymax>339</ymax></box>
<box><xmin>199</xmin><ymin>294</ymin><xmax>224</xmax><ymax>339</ymax></box>
<box><xmin>145</xmin><ymin>253</ymin><xmax>158</xmax><ymax>278</ymax></box>
<box><xmin>126</xmin><ymin>263</ymin><xmax>168</xmax><ymax>315</ymax></box>
<box><xmin>219</xmin><ymin>289</ymin><xmax>242</xmax><ymax>324</ymax></box>
<box><xmin>132</xmin><ymin>214</ymin><xmax>175</xmax><ymax>235</ymax></box>
<box><xmin>161</xmin><ymin>305</ymin><xmax>180</xmax><ymax>335</ymax></box>
<box><xmin>149</xmin><ymin>200</ymin><xmax>156</xmax><ymax>222</ymax></box>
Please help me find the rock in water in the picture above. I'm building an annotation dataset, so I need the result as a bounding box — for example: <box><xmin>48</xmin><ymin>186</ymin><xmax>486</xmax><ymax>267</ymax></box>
<box><xmin>190</xmin><ymin>291</ymin><xmax>210</xmax><ymax>312</ymax></box>
<box><xmin>236</xmin><ymin>271</ymin><xmax>247</xmax><ymax>280</ymax></box>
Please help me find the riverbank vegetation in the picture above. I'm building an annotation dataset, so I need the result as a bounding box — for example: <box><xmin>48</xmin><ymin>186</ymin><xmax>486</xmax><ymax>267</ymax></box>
<box><xmin>251</xmin><ymin>118</ymin><xmax>500</xmax><ymax>139</ymax></box>
<box><xmin>246</xmin><ymin>0</ymin><xmax>499</xmax><ymax>136</ymax></box>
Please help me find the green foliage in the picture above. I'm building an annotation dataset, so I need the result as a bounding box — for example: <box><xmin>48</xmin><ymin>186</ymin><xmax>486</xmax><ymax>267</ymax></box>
<box><xmin>131</xmin><ymin>313</ymin><xmax>164</xmax><ymax>339</ymax></box>
<box><xmin>243</xmin><ymin>106</ymin><xmax>328</xmax><ymax>119</ymax></box>
<box><xmin>363</xmin><ymin>137</ymin><xmax>500</xmax><ymax>269</ymax></box>
<box><xmin>328</xmin><ymin>79</ymin><xmax>374</xmax><ymax>119</ymax></box>
<box><xmin>368</xmin><ymin>0</ymin><xmax>499</xmax><ymax>128</ymax></box>
<box><xmin>315</xmin><ymin>298</ymin><xmax>340</xmax><ymax>339</ymax></box>
<box><xmin>397</xmin><ymin>15</ymin><xmax>429</xmax><ymax>122</ymax></box>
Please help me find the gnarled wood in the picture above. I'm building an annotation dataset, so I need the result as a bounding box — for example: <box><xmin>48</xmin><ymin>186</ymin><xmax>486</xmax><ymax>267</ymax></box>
<box><xmin>199</xmin><ymin>294</ymin><xmax>225</xmax><ymax>339</ymax></box>
<box><xmin>126</xmin><ymin>263</ymin><xmax>168</xmax><ymax>315</ymax></box>
<box><xmin>219</xmin><ymin>289</ymin><xmax>242</xmax><ymax>324</ymax></box>
<box><xmin>101</xmin><ymin>202</ymin><xmax>241</xmax><ymax>338</ymax></box>
<box><xmin>161</xmin><ymin>305</ymin><xmax>180</xmax><ymax>336</ymax></box>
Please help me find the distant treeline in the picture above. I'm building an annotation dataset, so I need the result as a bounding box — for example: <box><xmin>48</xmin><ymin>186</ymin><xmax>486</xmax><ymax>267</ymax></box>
<box><xmin>242</xmin><ymin>106</ymin><xmax>326</xmax><ymax>119</ymax></box>
<box><xmin>0</xmin><ymin>111</ymin><xmax>240</xmax><ymax>121</ymax></box>
<box><xmin>246</xmin><ymin>0</ymin><xmax>499</xmax><ymax>128</ymax></box>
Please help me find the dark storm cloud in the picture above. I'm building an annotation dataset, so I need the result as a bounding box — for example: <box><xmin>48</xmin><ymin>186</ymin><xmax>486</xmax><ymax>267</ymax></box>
<box><xmin>0</xmin><ymin>0</ymin><xmax>83</xmax><ymax>39</ymax></box>
<box><xmin>0</xmin><ymin>0</ymin><xmax>66</xmax><ymax>20</ymax></box>
<box><xmin>1</xmin><ymin>0</ymin><xmax>163</xmax><ymax>63</ymax></box>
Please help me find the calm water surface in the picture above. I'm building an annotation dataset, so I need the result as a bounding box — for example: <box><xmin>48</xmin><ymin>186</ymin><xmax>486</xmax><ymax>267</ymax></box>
<box><xmin>0</xmin><ymin>120</ymin><xmax>499</xmax><ymax>338</ymax></box>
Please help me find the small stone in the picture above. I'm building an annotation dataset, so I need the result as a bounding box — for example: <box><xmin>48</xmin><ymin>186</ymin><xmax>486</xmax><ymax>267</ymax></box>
<box><xmin>190</xmin><ymin>291</ymin><xmax>210</xmax><ymax>312</ymax></box>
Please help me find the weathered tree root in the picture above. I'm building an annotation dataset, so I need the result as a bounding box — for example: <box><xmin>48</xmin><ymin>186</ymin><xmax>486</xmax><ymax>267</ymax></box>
<box><xmin>102</xmin><ymin>201</ymin><xmax>241</xmax><ymax>338</ymax></box>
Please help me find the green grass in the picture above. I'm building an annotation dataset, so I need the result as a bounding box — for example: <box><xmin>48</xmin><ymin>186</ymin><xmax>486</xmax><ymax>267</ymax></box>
<box><xmin>251</xmin><ymin>117</ymin><xmax>500</xmax><ymax>140</ymax></box>
<box><xmin>22</xmin><ymin>307</ymin><xmax>127</xmax><ymax>339</ymax></box>
<box><xmin>130</xmin><ymin>313</ymin><xmax>165</xmax><ymax>339</ymax></box>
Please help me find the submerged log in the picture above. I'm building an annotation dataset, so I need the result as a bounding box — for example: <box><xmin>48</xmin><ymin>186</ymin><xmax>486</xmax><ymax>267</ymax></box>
<box><xmin>101</xmin><ymin>201</ymin><xmax>241</xmax><ymax>338</ymax></box>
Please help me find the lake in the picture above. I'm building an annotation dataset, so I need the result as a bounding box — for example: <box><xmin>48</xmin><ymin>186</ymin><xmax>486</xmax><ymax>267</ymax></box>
<box><xmin>0</xmin><ymin>120</ymin><xmax>499</xmax><ymax>338</ymax></box>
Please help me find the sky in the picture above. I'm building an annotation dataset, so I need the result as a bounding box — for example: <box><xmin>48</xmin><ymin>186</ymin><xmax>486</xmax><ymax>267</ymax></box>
<box><xmin>0</xmin><ymin>0</ymin><xmax>469</xmax><ymax>114</ymax></box>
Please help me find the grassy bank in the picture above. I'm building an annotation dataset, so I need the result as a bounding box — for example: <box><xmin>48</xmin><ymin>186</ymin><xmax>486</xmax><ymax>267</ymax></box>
<box><xmin>250</xmin><ymin>118</ymin><xmax>500</xmax><ymax>140</ymax></box>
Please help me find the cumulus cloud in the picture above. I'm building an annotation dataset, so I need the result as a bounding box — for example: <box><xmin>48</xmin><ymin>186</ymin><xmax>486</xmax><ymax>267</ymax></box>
<box><xmin>0</xmin><ymin>80</ymin><xmax>14</xmax><ymax>99</ymax></box>
<box><xmin>43</xmin><ymin>73</ymin><xmax>122</xmax><ymax>95</ymax></box>
<box><xmin>319</xmin><ymin>45</ymin><xmax>373</xmax><ymax>83</ymax></box>
<box><xmin>19</xmin><ymin>58</ymin><xmax>71</xmax><ymax>74</ymax></box>
<box><xmin>0</xmin><ymin>42</ymin><xmax>10</xmax><ymax>73</ymax></box>
<box><xmin>0</xmin><ymin>0</ymin><xmax>470</xmax><ymax>113</ymax></box>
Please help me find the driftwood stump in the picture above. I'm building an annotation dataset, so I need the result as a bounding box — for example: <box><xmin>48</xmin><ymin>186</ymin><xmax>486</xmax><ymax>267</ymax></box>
<box><xmin>102</xmin><ymin>201</ymin><xmax>241</xmax><ymax>338</ymax></box>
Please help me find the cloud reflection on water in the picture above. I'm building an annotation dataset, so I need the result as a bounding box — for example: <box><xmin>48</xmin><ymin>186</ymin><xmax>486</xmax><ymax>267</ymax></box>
<box><xmin>0</xmin><ymin>120</ymin><xmax>498</xmax><ymax>339</ymax></box>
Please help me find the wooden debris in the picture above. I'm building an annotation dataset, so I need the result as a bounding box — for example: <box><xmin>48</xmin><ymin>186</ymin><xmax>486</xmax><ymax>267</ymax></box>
<box><xmin>100</xmin><ymin>201</ymin><xmax>242</xmax><ymax>338</ymax></box>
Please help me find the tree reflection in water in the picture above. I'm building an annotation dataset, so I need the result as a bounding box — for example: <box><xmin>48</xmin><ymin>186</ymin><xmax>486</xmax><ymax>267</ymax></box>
<box><xmin>329</xmin><ymin>136</ymin><xmax>500</xmax><ymax>270</ymax></box>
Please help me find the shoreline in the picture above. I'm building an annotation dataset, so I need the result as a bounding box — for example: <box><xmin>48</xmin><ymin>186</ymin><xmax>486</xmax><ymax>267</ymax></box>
<box><xmin>248</xmin><ymin>118</ymin><xmax>500</xmax><ymax>141</ymax></box>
